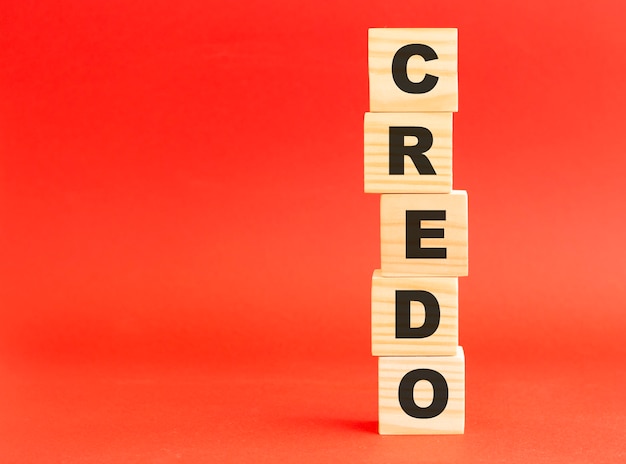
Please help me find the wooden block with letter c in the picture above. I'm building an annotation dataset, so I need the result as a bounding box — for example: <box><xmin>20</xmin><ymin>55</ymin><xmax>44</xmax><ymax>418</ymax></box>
<box><xmin>368</xmin><ymin>28</ymin><xmax>458</xmax><ymax>112</ymax></box>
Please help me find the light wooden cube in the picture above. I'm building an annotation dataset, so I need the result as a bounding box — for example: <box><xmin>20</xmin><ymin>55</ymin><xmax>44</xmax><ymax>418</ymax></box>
<box><xmin>371</xmin><ymin>270</ymin><xmax>458</xmax><ymax>356</ymax></box>
<box><xmin>369</xmin><ymin>28</ymin><xmax>458</xmax><ymax>112</ymax></box>
<box><xmin>380</xmin><ymin>191</ymin><xmax>468</xmax><ymax>277</ymax></box>
<box><xmin>379</xmin><ymin>347</ymin><xmax>465</xmax><ymax>435</ymax></box>
<box><xmin>364</xmin><ymin>112</ymin><xmax>453</xmax><ymax>193</ymax></box>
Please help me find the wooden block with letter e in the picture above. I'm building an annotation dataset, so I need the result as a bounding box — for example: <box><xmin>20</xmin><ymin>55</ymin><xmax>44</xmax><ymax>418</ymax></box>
<box><xmin>368</xmin><ymin>28</ymin><xmax>458</xmax><ymax>112</ymax></box>
<box><xmin>364</xmin><ymin>112</ymin><xmax>453</xmax><ymax>193</ymax></box>
<box><xmin>380</xmin><ymin>191</ymin><xmax>468</xmax><ymax>277</ymax></box>
<box><xmin>371</xmin><ymin>270</ymin><xmax>458</xmax><ymax>356</ymax></box>
<box><xmin>379</xmin><ymin>347</ymin><xmax>465</xmax><ymax>435</ymax></box>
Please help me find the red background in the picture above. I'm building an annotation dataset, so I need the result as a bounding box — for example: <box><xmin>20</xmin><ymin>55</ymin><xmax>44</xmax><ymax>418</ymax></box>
<box><xmin>1</xmin><ymin>0</ymin><xmax>625</xmax><ymax>462</ymax></box>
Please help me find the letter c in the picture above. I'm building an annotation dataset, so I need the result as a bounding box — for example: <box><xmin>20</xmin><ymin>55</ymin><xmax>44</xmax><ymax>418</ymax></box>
<box><xmin>392</xmin><ymin>44</ymin><xmax>439</xmax><ymax>94</ymax></box>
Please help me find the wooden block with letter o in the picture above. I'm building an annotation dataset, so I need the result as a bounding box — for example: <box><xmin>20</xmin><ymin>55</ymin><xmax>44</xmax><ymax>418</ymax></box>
<box><xmin>371</xmin><ymin>270</ymin><xmax>458</xmax><ymax>356</ymax></box>
<box><xmin>368</xmin><ymin>28</ymin><xmax>458</xmax><ymax>112</ymax></box>
<box><xmin>364</xmin><ymin>112</ymin><xmax>453</xmax><ymax>193</ymax></box>
<box><xmin>379</xmin><ymin>347</ymin><xmax>465</xmax><ymax>435</ymax></box>
<box><xmin>380</xmin><ymin>191</ymin><xmax>468</xmax><ymax>277</ymax></box>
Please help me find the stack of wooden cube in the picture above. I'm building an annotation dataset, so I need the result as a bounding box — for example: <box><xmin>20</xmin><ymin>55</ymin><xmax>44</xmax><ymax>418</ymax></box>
<box><xmin>365</xmin><ymin>28</ymin><xmax>467</xmax><ymax>435</ymax></box>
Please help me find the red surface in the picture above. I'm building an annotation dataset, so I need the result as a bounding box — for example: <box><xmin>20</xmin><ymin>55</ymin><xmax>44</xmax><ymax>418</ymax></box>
<box><xmin>1</xmin><ymin>0</ymin><xmax>626</xmax><ymax>462</ymax></box>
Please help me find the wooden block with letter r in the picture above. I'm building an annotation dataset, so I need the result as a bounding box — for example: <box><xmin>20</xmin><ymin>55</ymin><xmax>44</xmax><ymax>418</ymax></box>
<box><xmin>364</xmin><ymin>112</ymin><xmax>453</xmax><ymax>194</ymax></box>
<box><xmin>368</xmin><ymin>28</ymin><xmax>458</xmax><ymax>112</ymax></box>
<box><xmin>380</xmin><ymin>191</ymin><xmax>468</xmax><ymax>277</ymax></box>
<box><xmin>371</xmin><ymin>270</ymin><xmax>458</xmax><ymax>356</ymax></box>
<box><xmin>379</xmin><ymin>347</ymin><xmax>465</xmax><ymax>435</ymax></box>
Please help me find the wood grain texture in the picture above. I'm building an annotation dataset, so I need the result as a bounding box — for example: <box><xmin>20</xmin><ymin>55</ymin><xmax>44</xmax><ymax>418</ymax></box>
<box><xmin>364</xmin><ymin>112</ymin><xmax>453</xmax><ymax>193</ymax></box>
<box><xmin>368</xmin><ymin>28</ymin><xmax>458</xmax><ymax>112</ymax></box>
<box><xmin>379</xmin><ymin>347</ymin><xmax>465</xmax><ymax>435</ymax></box>
<box><xmin>380</xmin><ymin>191</ymin><xmax>468</xmax><ymax>276</ymax></box>
<box><xmin>371</xmin><ymin>270</ymin><xmax>458</xmax><ymax>356</ymax></box>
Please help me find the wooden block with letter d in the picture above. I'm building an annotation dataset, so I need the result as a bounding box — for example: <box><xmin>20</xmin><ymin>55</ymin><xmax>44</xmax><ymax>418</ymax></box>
<box><xmin>379</xmin><ymin>347</ymin><xmax>465</xmax><ymax>435</ymax></box>
<box><xmin>380</xmin><ymin>191</ymin><xmax>468</xmax><ymax>277</ymax></box>
<box><xmin>371</xmin><ymin>270</ymin><xmax>458</xmax><ymax>356</ymax></box>
<box><xmin>368</xmin><ymin>28</ymin><xmax>458</xmax><ymax>112</ymax></box>
<box><xmin>364</xmin><ymin>112</ymin><xmax>453</xmax><ymax>193</ymax></box>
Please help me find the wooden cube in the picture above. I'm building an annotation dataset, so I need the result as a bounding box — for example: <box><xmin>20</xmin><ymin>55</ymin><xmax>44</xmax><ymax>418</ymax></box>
<box><xmin>368</xmin><ymin>28</ymin><xmax>458</xmax><ymax>112</ymax></box>
<box><xmin>380</xmin><ymin>191</ymin><xmax>468</xmax><ymax>277</ymax></box>
<box><xmin>379</xmin><ymin>347</ymin><xmax>465</xmax><ymax>435</ymax></box>
<box><xmin>371</xmin><ymin>270</ymin><xmax>458</xmax><ymax>356</ymax></box>
<box><xmin>364</xmin><ymin>112</ymin><xmax>453</xmax><ymax>194</ymax></box>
